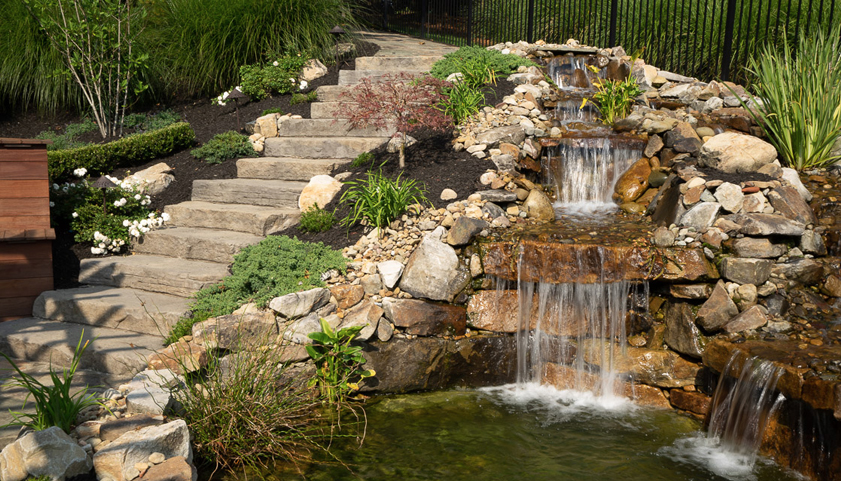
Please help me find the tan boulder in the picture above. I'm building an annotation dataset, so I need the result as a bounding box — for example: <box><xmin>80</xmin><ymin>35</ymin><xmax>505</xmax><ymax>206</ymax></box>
<box><xmin>298</xmin><ymin>175</ymin><xmax>342</xmax><ymax>211</ymax></box>
<box><xmin>124</xmin><ymin>163</ymin><xmax>174</xmax><ymax>196</ymax></box>
<box><xmin>523</xmin><ymin>189</ymin><xmax>555</xmax><ymax>221</ymax></box>
<box><xmin>613</xmin><ymin>157</ymin><xmax>651</xmax><ymax>203</ymax></box>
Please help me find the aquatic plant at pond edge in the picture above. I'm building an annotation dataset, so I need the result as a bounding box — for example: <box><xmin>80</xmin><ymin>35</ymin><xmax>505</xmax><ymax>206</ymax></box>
<box><xmin>307</xmin><ymin>318</ymin><xmax>375</xmax><ymax>405</ymax></box>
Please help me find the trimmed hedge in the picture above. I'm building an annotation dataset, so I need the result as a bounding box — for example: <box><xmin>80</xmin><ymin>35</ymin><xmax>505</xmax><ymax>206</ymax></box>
<box><xmin>48</xmin><ymin>122</ymin><xmax>196</xmax><ymax>181</ymax></box>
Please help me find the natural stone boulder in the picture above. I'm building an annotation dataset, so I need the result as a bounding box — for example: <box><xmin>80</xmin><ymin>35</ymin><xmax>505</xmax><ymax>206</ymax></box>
<box><xmin>475</xmin><ymin>190</ymin><xmax>517</xmax><ymax>203</ymax></box>
<box><xmin>723</xmin><ymin>305</ymin><xmax>768</xmax><ymax>333</ymax></box>
<box><xmin>0</xmin><ymin>427</ymin><xmax>91</xmax><ymax>481</ymax></box>
<box><xmin>298</xmin><ymin>175</ymin><xmax>342</xmax><ymax>211</ymax></box>
<box><xmin>99</xmin><ymin>414</ymin><xmax>163</xmax><ymax>442</ymax></box>
<box><xmin>699</xmin><ymin>132</ymin><xmax>777</xmax><ymax>173</ymax></box>
<box><xmin>670</xmin><ymin>390</ymin><xmax>711</xmax><ymax>416</ymax></box>
<box><xmin>339</xmin><ymin>299</ymin><xmax>382</xmax><ymax>341</ymax></box>
<box><xmin>383</xmin><ymin>298</ymin><xmax>466</xmax><ymax>336</ymax></box>
<box><xmin>800</xmin><ymin>230</ymin><xmax>827</xmax><ymax>256</ymax></box>
<box><xmin>669</xmin><ymin>284</ymin><xmax>712</xmax><ymax>299</ymax></box>
<box><xmin>720</xmin><ymin>257</ymin><xmax>773</xmax><ymax>285</ymax></box>
<box><xmin>652</xmin><ymin>226</ymin><xmax>675</xmax><ymax>247</ymax></box>
<box><xmin>255</xmin><ymin>114</ymin><xmax>278</xmax><ymax>138</ymax></box>
<box><xmin>192</xmin><ymin>311</ymin><xmax>277</xmax><ymax>350</ymax></box>
<box><xmin>613</xmin><ymin>157</ymin><xmax>651</xmax><ymax>203</ymax></box>
<box><xmin>679</xmin><ymin>202</ymin><xmax>720</xmax><ymax>231</ymax></box>
<box><xmin>523</xmin><ymin>189</ymin><xmax>555</xmax><ymax>220</ymax></box>
<box><xmin>466</xmin><ymin>290</ymin><xmax>519</xmax><ymax>332</ymax></box>
<box><xmin>447</xmin><ymin>217</ymin><xmax>488</xmax><ymax>246</ymax></box>
<box><xmin>93</xmin><ymin>420</ymin><xmax>192</xmax><ymax>481</ymax></box>
<box><xmin>771</xmin><ymin>258</ymin><xmax>824</xmax><ymax>285</ymax></box>
<box><xmin>696</xmin><ymin>281</ymin><xmax>739</xmax><ymax>332</ymax></box>
<box><xmin>475</xmin><ymin>125</ymin><xmax>526</xmax><ymax>146</ymax></box>
<box><xmin>148</xmin><ymin>340</ymin><xmax>207</xmax><ymax>374</ymax></box>
<box><xmin>781</xmin><ymin>167</ymin><xmax>812</xmax><ymax>201</ymax></box>
<box><xmin>665</xmin><ymin>122</ymin><xmax>702</xmax><ymax>154</ymax></box>
<box><xmin>822</xmin><ymin>275</ymin><xmax>841</xmax><ymax>297</ymax></box>
<box><xmin>731</xmin><ymin>237</ymin><xmax>786</xmax><ymax>259</ymax></box>
<box><xmin>126</xmin><ymin>386</ymin><xmax>173</xmax><ymax>415</ymax></box>
<box><xmin>664</xmin><ymin>302</ymin><xmax>705</xmax><ymax>358</ymax></box>
<box><xmin>644</xmin><ymin>135</ymin><xmax>664</xmax><ymax>157</ymax></box>
<box><xmin>330</xmin><ymin>284</ymin><xmax>364</xmax><ymax>310</ymax></box>
<box><xmin>767</xmin><ymin>186</ymin><xmax>817</xmax><ymax>225</ymax></box>
<box><xmin>300</xmin><ymin>59</ymin><xmax>328</xmax><ymax>81</ymax></box>
<box><xmin>143</xmin><ymin>456</ymin><xmax>196</xmax><ymax>481</ymax></box>
<box><xmin>377</xmin><ymin>260</ymin><xmax>404</xmax><ymax>289</ymax></box>
<box><xmin>399</xmin><ymin>227</ymin><xmax>467</xmax><ymax>302</ymax></box>
<box><xmin>580</xmin><ymin>340</ymin><xmax>700</xmax><ymax>388</ymax></box>
<box><xmin>270</xmin><ymin>287</ymin><xmax>331</xmax><ymax>319</ymax></box>
<box><xmin>713</xmin><ymin>182</ymin><xmax>744</xmax><ymax>213</ymax></box>
<box><xmin>124</xmin><ymin>163</ymin><xmax>174</xmax><ymax>196</ymax></box>
<box><xmin>728</xmin><ymin>213</ymin><xmax>805</xmax><ymax>236</ymax></box>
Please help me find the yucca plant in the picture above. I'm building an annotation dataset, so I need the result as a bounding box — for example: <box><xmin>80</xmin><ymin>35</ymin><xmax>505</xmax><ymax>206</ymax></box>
<box><xmin>736</xmin><ymin>25</ymin><xmax>841</xmax><ymax>171</ymax></box>
<box><xmin>341</xmin><ymin>169</ymin><xmax>428</xmax><ymax>230</ymax></box>
<box><xmin>0</xmin><ymin>333</ymin><xmax>102</xmax><ymax>434</ymax></box>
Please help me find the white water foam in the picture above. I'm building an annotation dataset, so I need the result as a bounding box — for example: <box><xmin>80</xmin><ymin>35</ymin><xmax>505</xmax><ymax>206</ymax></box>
<box><xmin>660</xmin><ymin>434</ymin><xmax>766</xmax><ymax>481</ymax></box>
<box><xmin>482</xmin><ymin>382</ymin><xmax>637</xmax><ymax>418</ymax></box>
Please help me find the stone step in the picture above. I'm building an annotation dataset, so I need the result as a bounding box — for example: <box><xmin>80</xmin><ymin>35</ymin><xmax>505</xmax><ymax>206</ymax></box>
<box><xmin>165</xmin><ymin>201</ymin><xmax>299</xmax><ymax>236</ymax></box>
<box><xmin>80</xmin><ymin>254</ymin><xmax>228</xmax><ymax>298</ymax></box>
<box><xmin>237</xmin><ymin>157</ymin><xmax>350</xmax><ymax>181</ymax></box>
<box><xmin>315</xmin><ymin>85</ymin><xmax>355</xmax><ymax>102</ymax></box>
<box><xmin>339</xmin><ymin>69</ymin><xmax>427</xmax><ymax>86</ymax></box>
<box><xmin>133</xmin><ymin>226</ymin><xmax>263</xmax><ymax>264</ymax></box>
<box><xmin>355</xmin><ymin>56</ymin><xmax>441</xmax><ymax>72</ymax></box>
<box><xmin>33</xmin><ymin>286</ymin><xmax>190</xmax><ymax>337</ymax></box>
<box><xmin>264</xmin><ymin>137</ymin><xmax>386</xmax><ymax>158</ymax></box>
<box><xmin>192</xmin><ymin>179</ymin><xmax>306</xmax><ymax>208</ymax></box>
<box><xmin>310</xmin><ymin>102</ymin><xmax>346</xmax><ymax>119</ymax></box>
<box><xmin>277</xmin><ymin>118</ymin><xmax>394</xmax><ymax>137</ymax></box>
<box><xmin>0</xmin><ymin>317</ymin><xmax>163</xmax><ymax>381</ymax></box>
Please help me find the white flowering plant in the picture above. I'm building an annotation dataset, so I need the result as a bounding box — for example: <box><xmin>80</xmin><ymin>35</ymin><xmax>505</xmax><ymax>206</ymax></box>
<box><xmin>237</xmin><ymin>52</ymin><xmax>309</xmax><ymax>100</ymax></box>
<box><xmin>50</xmin><ymin>171</ymin><xmax>169</xmax><ymax>255</ymax></box>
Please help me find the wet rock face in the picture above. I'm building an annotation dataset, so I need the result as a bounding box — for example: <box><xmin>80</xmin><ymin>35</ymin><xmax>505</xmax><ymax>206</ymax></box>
<box><xmin>613</xmin><ymin>157</ymin><xmax>651</xmax><ymax>203</ymax></box>
<box><xmin>695</xmin><ymin>281</ymin><xmax>739</xmax><ymax>332</ymax></box>
<box><xmin>664</xmin><ymin>302</ymin><xmax>705</xmax><ymax>358</ymax></box>
<box><xmin>399</xmin><ymin>228</ymin><xmax>467</xmax><ymax>302</ymax></box>
<box><xmin>382</xmin><ymin>298</ymin><xmax>466</xmax><ymax>337</ymax></box>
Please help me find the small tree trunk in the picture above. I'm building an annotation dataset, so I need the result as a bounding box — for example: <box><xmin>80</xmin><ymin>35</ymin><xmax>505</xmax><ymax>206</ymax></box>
<box><xmin>399</xmin><ymin>131</ymin><xmax>406</xmax><ymax>168</ymax></box>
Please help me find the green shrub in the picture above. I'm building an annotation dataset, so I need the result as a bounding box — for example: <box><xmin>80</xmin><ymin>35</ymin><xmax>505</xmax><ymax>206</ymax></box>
<box><xmin>739</xmin><ymin>25</ymin><xmax>841</xmax><ymax>170</ymax></box>
<box><xmin>166</xmin><ymin>236</ymin><xmax>347</xmax><ymax>343</ymax></box>
<box><xmin>341</xmin><ymin>170</ymin><xmax>428</xmax><ymax>229</ymax></box>
<box><xmin>191</xmin><ymin>131</ymin><xmax>257</xmax><ymax>164</ymax></box>
<box><xmin>0</xmin><ymin>334</ymin><xmax>101</xmax><ymax>434</ymax></box>
<box><xmin>440</xmin><ymin>81</ymin><xmax>486</xmax><ymax>125</ymax></box>
<box><xmin>239</xmin><ymin>54</ymin><xmax>309</xmax><ymax>100</ymax></box>
<box><xmin>48</xmin><ymin>122</ymin><xmax>195</xmax><ymax>181</ymax></box>
<box><xmin>350</xmin><ymin>152</ymin><xmax>375</xmax><ymax>168</ymax></box>
<box><xmin>36</xmin><ymin>118</ymin><xmax>97</xmax><ymax>151</ymax></box>
<box><xmin>430</xmin><ymin>46</ymin><xmax>537</xmax><ymax>81</ymax></box>
<box><xmin>262</xmin><ymin>107</ymin><xmax>284</xmax><ymax>116</ymax></box>
<box><xmin>299</xmin><ymin>204</ymin><xmax>336</xmax><ymax>233</ymax></box>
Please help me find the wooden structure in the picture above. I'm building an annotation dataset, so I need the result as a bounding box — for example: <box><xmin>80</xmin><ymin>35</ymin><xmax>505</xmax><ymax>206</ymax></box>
<box><xmin>0</xmin><ymin>138</ymin><xmax>54</xmax><ymax>322</ymax></box>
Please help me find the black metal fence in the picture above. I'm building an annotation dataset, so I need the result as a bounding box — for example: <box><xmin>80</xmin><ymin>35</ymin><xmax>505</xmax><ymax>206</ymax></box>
<box><xmin>367</xmin><ymin>0</ymin><xmax>841</xmax><ymax>81</ymax></box>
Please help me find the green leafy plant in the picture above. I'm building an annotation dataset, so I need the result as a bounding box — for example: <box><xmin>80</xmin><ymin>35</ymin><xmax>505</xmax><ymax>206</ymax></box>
<box><xmin>583</xmin><ymin>66</ymin><xmax>643</xmax><ymax>126</ymax></box>
<box><xmin>239</xmin><ymin>54</ymin><xmax>309</xmax><ymax>100</ymax></box>
<box><xmin>36</xmin><ymin>118</ymin><xmax>97</xmax><ymax>151</ymax></box>
<box><xmin>306</xmin><ymin>318</ymin><xmax>375</xmax><ymax>404</ymax></box>
<box><xmin>167</xmin><ymin>236</ymin><xmax>347</xmax><ymax>343</ymax></box>
<box><xmin>262</xmin><ymin>107</ymin><xmax>284</xmax><ymax>116</ymax></box>
<box><xmin>341</xmin><ymin>169</ymin><xmax>427</xmax><ymax>229</ymax></box>
<box><xmin>350</xmin><ymin>152</ymin><xmax>375</xmax><ymax>168</ymax></box>
<box><xmin>48</xmin><ymin>122</ymin><xmax>195</xmax><ymax>181</ymax></box>
<box><xmin>299</xmin><ymin>204</ymin><xmax>336</xmax><ymax>233</ymax></box>
<box><xmin>430</xmin><ymin>45</ymin><xmax>537</xmax><ymax>81</ymax></box>
<box><xmin>191</xmin><ymin>131</ymin><xmax>257</xmax><ymax>164</ymax></box>
<box><xmin>290</xmin><ymin>90</ymin><xmax>318</xmax><ymax>105</ymax></box>
<box><xmin>440</xmin><ymin>80</ymin><xmax>486</xmax><ymax>125</ymax></box>
<box><xmin>0</xmin><ymin>333</ymin><xmax>101</xmax><ymax>434</ymax></box>
<box><xmin>736</xmin><ymin>25</ymin><xmax>841</xmax><ymax>170</ymax></box>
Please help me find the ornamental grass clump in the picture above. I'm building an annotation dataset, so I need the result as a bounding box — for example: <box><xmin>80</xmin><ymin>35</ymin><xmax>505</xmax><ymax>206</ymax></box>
<box><xmin>738</xmin><ymin>25</ymin><xmax>841</xmax><ymax>170</ymax></box>
<box><xmin>341</xmin><ymin>169</ymin><xmax>428</xmax><ymax>230</ymax></box>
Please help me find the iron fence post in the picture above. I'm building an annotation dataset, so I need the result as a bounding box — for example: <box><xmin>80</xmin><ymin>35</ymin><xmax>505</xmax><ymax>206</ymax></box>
<box><xmin>467</xmin><ymin>0</ymin><xmax>474</xmax><ymax>46</ymax></box>
<box><xmin>609</xmin><ymin>0</ymin><xmax>618</xmax><ymax>47</ymax></box>
<box><xmin>382</xmin><ymin>0</ymin><xmax>388</xmax><ymax>30</ymax></box>
<box><xmin>421</xmin><ymin>0</ymin><xmax>428</xmax><ymax>39</ymax></box>
<box><xmin>527</xmin><ymin>0</ymin><xmax>536</xmax><ymax>43</ymax></box>
<box><xmin>721</xmin><ymin>0</ymin><xmax>738</xmax><ymax>80</ymax></box>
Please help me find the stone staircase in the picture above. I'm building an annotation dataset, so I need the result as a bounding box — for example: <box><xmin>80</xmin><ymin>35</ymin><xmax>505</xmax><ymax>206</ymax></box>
<box><xmin>0</xmin><ymin>53</ymin><xmax>444</xmax><ymax>386</ymax></box>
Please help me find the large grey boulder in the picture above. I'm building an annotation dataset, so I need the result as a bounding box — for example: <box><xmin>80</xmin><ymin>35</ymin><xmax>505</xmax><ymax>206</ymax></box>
<box><xmin>0</xmin><ymin>427</ymin><xmax>91</xmax><ymax>481</ymax></box>
<box><xmin>93</xmin><ymin>420</ymin><xmax>192</xmax><ymax>481</ymax></box>
<box><xmin>191</xmin><ymin>311</ymin><xmax>277</xmax><ymax>350</ymax></box>
<box><xmin>696</xmin><ymin>281</ymin><xmax>738</xmax><ymax>332</ymax></box>
<box><xmin>720</xmin><ymin>258</ymin><xmax>773</xmax><ymax>285</ymax></box>
<box><xmin>664</xmin><ymin>302</ymin><xmax>704</xmax><ymax>359</ymax></box>
<box><xmin>780</xmin><ymin>168</ymin><xmax>812</xmax><ymax>201</ymax></box>
<box><xmin>731</xmin><ymin>238</ymin><xmax>786</xmax><ymax>259</ymax></box>
<box><xmin>475</xmin><ymin>125</ymin><xmax>526</xmax><ymax>146</ymax></box>
<box><xmin>699</xmin><ymin>132</ymin><xmax>777</xmax><ymax>173</ymax></box>
<box><xmin>679</xmin><ymin>202</ymin><xmax>720</xmax><ymax>231</ymax></box>
<box><xmin>399</xmin><ymin>227</ymin><xmax>468</xmax><ymax>302</ymax></box>
<box><xmin>269</xmin><ymin>288</ymin><xmax>331</xmax><ymax>319</ymax></box>
<box><xmin>728</xmin><ymin>213</ymin><xmax>805</xmax><ymax>236</ymax></box>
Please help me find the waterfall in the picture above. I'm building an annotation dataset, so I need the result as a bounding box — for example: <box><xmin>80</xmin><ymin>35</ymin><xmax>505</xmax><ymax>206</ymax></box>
<box><xmin>554</xmin><ymin>99</ymin><xmax>598</xmax><ymax>124</ymax></box>
<box><xmin>549</xmin><ymin>56</ymin><xmax>600</xmax><ymax>90</ymax></box>
<box><xmin>515</xmin><ymin>245</ymin><xmax>647</xmax><ymax>400</ymax></box>
<box><xmin>708</xmin><ymin>352</ymin><xmax>786</xmax><ymax>458</ymax></box>
<box><xmin>544</xmin><ymin>138</ymin><xmax>642</xmax><ymax>212</ymax></box>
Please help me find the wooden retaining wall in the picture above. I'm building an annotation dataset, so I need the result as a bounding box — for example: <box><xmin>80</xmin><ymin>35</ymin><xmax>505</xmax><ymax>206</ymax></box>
<box><xmin>0</xmin><ymin>138</ymin><xmax>54</xmax><ymax>322</ymax></box>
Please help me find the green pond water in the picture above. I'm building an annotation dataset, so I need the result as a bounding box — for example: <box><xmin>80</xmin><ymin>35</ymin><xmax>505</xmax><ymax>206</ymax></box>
<box><xmin>250</xmin><ymin>385</ymin><xmax>799</xmax><ymax>481</ymax></box>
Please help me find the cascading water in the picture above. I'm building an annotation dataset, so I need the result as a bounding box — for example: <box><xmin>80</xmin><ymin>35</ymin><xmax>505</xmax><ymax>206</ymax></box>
<box><xmin>554</xmin><ymin>99</ymin><xmax>599</xmax><ymax>124</ymax></box>
<box><xmin>544</xmin><ymin>138</ymin><xmax>642</xmax><ymax>213</ymax></box>
<box><xmin>549</xmin><ymin>56</ymin><xmax>601</xmax><ymax>90</ymax></box>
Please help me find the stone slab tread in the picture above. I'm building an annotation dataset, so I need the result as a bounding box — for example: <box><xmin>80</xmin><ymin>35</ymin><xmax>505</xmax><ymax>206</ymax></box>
<box><xmin>191</xmin><ymin>179</ymin><xmax>307</xmax><ymax>208</ymax></box>
<box><xmin>133</xmin><ymin>226</ymin><xmax>263</xmax><ymax>264</ymax></box>
<box><xmin>165</xmin><ymin>201</ymin><xmax>299</xmax><ymax>236</ymax></box>
<box><xmin>263</xmin><ymin>136</ymin><xmax>387</xmax><ymax>158</ymax></box>
<box><xmin>237</xmin><ymin>157</ymin><xmax>351</xmax><ymax>181</ymax></box>
<box><xmin>80</xmin><ymin>254</ymin><xmax>228</xmax><ymax>298</ymax></box>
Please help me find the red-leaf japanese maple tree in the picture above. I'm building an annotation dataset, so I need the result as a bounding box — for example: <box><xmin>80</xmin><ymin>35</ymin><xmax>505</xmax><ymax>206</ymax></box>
<box><xmin>334</xmin><ymin>73</ymin><xmax>453</xmax><ymax>168</ymax></box>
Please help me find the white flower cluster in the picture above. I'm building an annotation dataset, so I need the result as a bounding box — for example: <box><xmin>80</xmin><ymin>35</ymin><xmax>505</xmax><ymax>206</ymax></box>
<box><xmin>123</xmin><ymin>212</ymin><xmax>170</xmax><ymax>238</ymax></box>
<box><xmin>91</xmin><ymin>231</ymin><xmax>126</xmax><ymax>255</ymax></box>
<box><xmin>73</xmin><ymin>167</ymin><xmax>87</xmax><ymax>177</ymax></box>
<box><xmin>287</xmin><ymin>78</ymin><xmax>308</xmax><ymax>91</ymax></box>
<box><xmin>102</xmin><ymin>175</ymin><xmax>152</xmax><ymax>205</ymax></box>
<box><xmin>53</xmin><ymin>181</ymin><xmax>81</xmax><ymax>192</ymax></box>
<box><xmin>214</xmin><ymin>86</ymin><xmax>242</xmax><ymax>106</ymax></box>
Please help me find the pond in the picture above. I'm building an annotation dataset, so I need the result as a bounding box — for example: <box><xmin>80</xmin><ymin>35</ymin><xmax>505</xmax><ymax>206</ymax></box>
<box><xmin>260</xmin><ymin>384</ymin><xmax>799</xmax><ymax>481</ymax></box>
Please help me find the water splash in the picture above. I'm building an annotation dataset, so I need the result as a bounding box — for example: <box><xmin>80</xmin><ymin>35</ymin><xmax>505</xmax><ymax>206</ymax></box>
<box><xmin>544</xmin><ymin>138</ymin><xmax>642</xmax><ymax>213</ymax></box>
<box><xmin>554</xmin><ymin>99</ymin><xmax>599</xmax><ymax>124</ymax></box>
<box><xmin>549</xmin><ymin>56</ymin><xmax>601</xmax><ymax>90</ymax></box>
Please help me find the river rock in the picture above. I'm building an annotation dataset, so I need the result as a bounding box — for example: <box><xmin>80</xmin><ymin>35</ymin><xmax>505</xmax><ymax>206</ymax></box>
<box><xmin>491</xmin><ymin>153</ymin><xmax>517</xmax><ymax>173</ymax></box>
<box><xmin>377</xmin><ymin>260</ymin><xmax>404</xmax><ymax>289</ymax></box>
<box><xmin>822</xmin><ymin>275</ymin><xmax>841</xmax><ymax>297</ymax></box>
<box><xmin>475</xmin><ymin>125</ymin><xmax>526</xmax><ymax>146</ymax></box>
<box><xmin>723</xmin><ymin>305</ymin><xmax>767</xmax><ymax>333</ymax></box>
<box><xmin>301</xmin><ymin>58</ymin><xmax>328</xmax><ymax>81</ymax></box>
<box><xmin>447</xmin><ymin>217</ymin><xmax>488</xmax><ymax>246</ymax></box>
<box><xmin>523</xmin><ymin>189</ymin><xmax>555</xmax><ymax>221</ymax></box>
<box><xmin>696</xmin><ymin>281</ymin><xmax>738</xmax><ymax>332</ymax></box>
<box><xmin>298</xmin><ymin>175</ymin><xmax>342</xmax><ymax>211</ymax></box>
<box><xmin>664</xmin><ymin>302</ymin><xmax>704</xmax><ymax>358</ymax></box>
<box><xmin>99</xmin><ymin>414</ymin><xmax>164</xmax><ymax>443</ymax></box>
<box><xmin>399</xmin><ymin>227</ymin><xmax>467</xmax><ymax>302</ymax></box>
<box><xmin>147</xmin><ymin>340</ymin><xmax>207</xmax><ymax>374</ymax></box>
<box><xmin>475</xmin><ymin>189</ymin><xmax>517</xmax><ymax>203</ymax></box>
<box><xmin>382</xmin><ymin>298</ymin><xmax>466</xmax><ymax>336</ymax></box>
<box><xmin>613</xmin><ymin>157</ymin><xmax>651</xmax><ymax>203</ymax></box>
<box><xmin>720</xmin><ymin>257</ymin><xmax>773</xmax><ymax>285</ymax></box>
<box><xmin>126</xmin><ymin>386</ymin><xmax>173</xmax><ymax>416</ymax></box>
<box><xmin>330</xmin><ymin>284</ymin><xmax>365</xmax><ymax>309</ymax></box>
<box><xmin>652</xmin><ymin>226</ymin><xmax>676</xmax><ymax>247</ymax></box>
<box><xmin>124</xmin><ymin>163</ymin><xmax>174</xmax><ymax>196</ymax></box>
<box><xmin>665</xmin><ymin>121</ymin><xmax>702</xmax><ymax>154</ymax></box>
<box><xmin>339</xmin><ymin>299</ymin><xmax>382</xmax><ymax>340</ymax></box>
<box><xmin>679</xmin><ymin>202</ymin><xmax>720</xmax><ymax>231</ymax></box>
<box><xmin>800</xmin><ymin>230</ymin><xmax>827</xmax><ymax>256</ymax></box>
<box><xmin>142</xmin><ymin>456</ymin><xmax>196</xmax><ymax>481</ymax></box>
<box><xmin>767</xmin><ymin>186</ymin><xmax>817</xmax><ymax>224</ymax></box>
<box><xmin>0</xmin><ymin>427</ymin><xmax>91</xmax><ymax>481</ymax></box>
<box><xmin>771</xmin><ymin>258</ymin><xmax>824</xmax><ymax>285</ymax></box>
<box><xmin>731</xmin><ymin>237</ymin><xmax>786</xmax><ymax>258</ymax></box>
<box><xmin>713</xmin><ymin>182</ymin><xmax>744</xmax><ymax>213</ymax></box>
<box><xmin>269</xmin><ymin>287</ymin><xmax>331</xmax><ymax>319</ymax></box>
<box><xmin>727</xmin><ymin>213</ymin><xmax>805</xmax><ymax>236</ymax></box>
<box><xmin>93</xmin><ymin>420</ymin><xmax>192</xmax><ymax>481</ymax></box>
<box><xmin>644</xmin><ymin>135</ymin><xmax>664</xmax><ymax>157</ymax></box>
<box><xmin>670</xmin><ymin>284</ymin><xmax>712</xmax><ymax>299</ymax></box>
<box><xmin>192</xmin><ymin>311</ymin><xmax>277</xmax><ymax>350</ymax></box>
<box><xmin>670</xmin><ymin>390</ymin><xmax>711</xmax><ymax>416</ymax></box>
<box><xmin>699</xmin><ymin>132</ymin><xmax>777</xmax><ymax>173</ymax></box>
<box><xmin>780</xmin><ymin>168</ymin><xmax>812</xmax><ymax>201</ymax></box>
